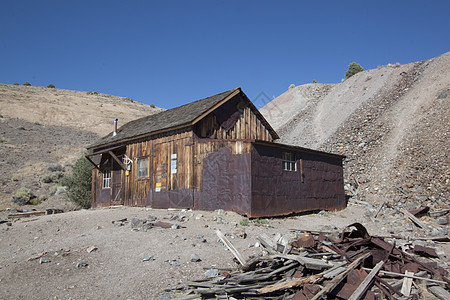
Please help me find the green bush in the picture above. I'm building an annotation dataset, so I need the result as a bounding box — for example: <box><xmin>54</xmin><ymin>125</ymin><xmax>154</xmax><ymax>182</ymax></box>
<box><xmin>60</xmin><ymin>155</ymin><xmax>92</xmax><ymax>208</ymax></box>
<box><xmin>313</xmin><ymin>80</ymin><xmax>317</xmax><ymax>83</ymax></box>
<box><xmin>30</xmin><ymin>195</ymin><xmax>47</xmax><ymax>205</ymax></box>
<box><xmin>240</xmin><ymin>218</ymin><xmax>249</xmax><ymax>226</ymax></box>
<box><xmin>150</xmin><ymin>104</ymin><xmax>156</xmax><ymax>108</ymax></box>
<box><xmin>289</xmin><ymin>84</ymin><xmax>295</xmax><ymax>89</ymax></box>
<box><xmin>42</xmin><ymin>171</ymin><xmax>64</xmax><ymax>183</ymax></box>
<box><xmin>23</xmin><ymin>82</ymin><xmax>31</xmax><ymax>86</ymax></box>
<box><xmin>252</xmin><ymin>218</ymin><xmax>269</xmax><ymax>225</ymax></box>
<box><xmin>12</xmin><ymin>187</ymin><xmax>34</xmax><ymax>205</ymax></box>
<box><xmin>47</xmin><ymin>84</ymin><xmax>55</xmax><ymax>88</ymax></box>
<box><xmin>13</xmin><ymin>83</ymin><xmax>19</xmax><ymax>85</ymax></box>
<box><xmin>345</xmin><ymin>62</ymin><xmax>364</xmax><ymax>79</ymax></box>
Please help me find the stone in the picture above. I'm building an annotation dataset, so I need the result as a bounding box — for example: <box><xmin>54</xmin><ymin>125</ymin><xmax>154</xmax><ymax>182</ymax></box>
<box><xmin>169</xmin><ymin>260</ymin><xmax>180</xmax><ymax>266</ymax></box>
<box><xmin>204</xmin><ymin>268</ymin><xmax>219</xmax><ymax>278</ymax></box>
<box><xmin>190</xmin><ymin>254</ymin><xmax>201</xmax><ymax>262</ymax></box>
<box><xmin>76</xmin><ymin>261</ymin><xmax>88</xmax><ymax>268</ymax></box>
<box><xmin>217</xmin><ymin>209</ymin><xmax>225</xmax><ymax>216</ymax></box>
<box><xmin>171</xmin><ymin>224</ymin><xmax>179</xmax><ymax>229</ymax></box>
<box><xmin>39</xmin><ymin>257</ymin><xmax>50</xmax><ymax>264</ymax></box>
<box><xmin>142</xmin><ymin>256</ymin><xmax>154</xmax><ymax>262</ymax></box>
<box><xmin>436</xmin><ymin>218</ymin><xmax>448</xmax><ymax>225</ymax></box>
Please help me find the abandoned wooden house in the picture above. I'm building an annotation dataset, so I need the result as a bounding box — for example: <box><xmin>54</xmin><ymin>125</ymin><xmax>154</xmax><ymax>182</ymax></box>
<box><xmin>86</xmin><ymin>88</ymin><xmax>346</xmax><ymax>217</ymax></box>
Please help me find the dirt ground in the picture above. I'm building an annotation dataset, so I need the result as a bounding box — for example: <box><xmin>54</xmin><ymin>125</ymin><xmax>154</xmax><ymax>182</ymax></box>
<box><xmin>0</xmin><ymin>204</ymin><xmax>411</xmax><ymax>300</ymax></box>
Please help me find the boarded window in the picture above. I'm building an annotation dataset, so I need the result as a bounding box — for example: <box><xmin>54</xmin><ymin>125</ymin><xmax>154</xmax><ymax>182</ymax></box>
<box><xmin>137</xmin><ymin>158</ymin><xmax>149</xmax><ymax>178</ymax></box>
<box><xmin>102</xmin><ymin>169</ymin><xmax>111</xmax><ymax>188</ymax></box>
<box><xmin>282</xmin><ymin>152</ymin><xmax>296</xmax><ymax>171</ymax></box>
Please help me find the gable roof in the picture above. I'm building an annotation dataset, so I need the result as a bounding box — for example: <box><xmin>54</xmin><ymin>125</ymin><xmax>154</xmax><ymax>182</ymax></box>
<box><xmin>88</xmin><ymin>88</ymin><xmax>278</xmax><ymax>149</ymax></box>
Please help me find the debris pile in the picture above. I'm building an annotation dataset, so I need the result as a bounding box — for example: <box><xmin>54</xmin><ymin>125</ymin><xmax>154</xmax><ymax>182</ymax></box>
<box><xmin>175</xmin><ymin>223</ymin><xmax>449</xmax><ymax>299</ymax></box>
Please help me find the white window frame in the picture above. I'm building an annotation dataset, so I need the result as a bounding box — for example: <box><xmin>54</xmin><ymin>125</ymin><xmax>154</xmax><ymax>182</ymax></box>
<box><xmin>137</xmin><ymin>157</ymin><xmax>149</xmax><ymax>178</ymax></box>
<box><xmin>102</xmin><ymin>169</ymin><xmax>111</xmax><ymax>188</ymax></box>
<box><xmin>282</xmin><ymin>152</ymin><xmax>297</xmax><ymax>171</ymax></box>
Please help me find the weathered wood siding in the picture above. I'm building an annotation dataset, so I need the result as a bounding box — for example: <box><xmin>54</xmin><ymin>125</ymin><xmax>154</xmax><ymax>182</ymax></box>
<box><xmin>123</xmin><ymin>129</ymin><xmax>193</xmax><ymax>207</ymax></box>
<box><xmin>193</xmin><ymin>94</ymin><xmax>274</xmax><ymax>141</ymax></box>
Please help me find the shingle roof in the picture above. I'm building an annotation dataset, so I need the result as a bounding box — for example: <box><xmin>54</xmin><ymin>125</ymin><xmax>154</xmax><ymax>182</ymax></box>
<box><xmin>89</xmin><ymin>88</ymin><xmax>240</xmax><ymax>149</ymax></box>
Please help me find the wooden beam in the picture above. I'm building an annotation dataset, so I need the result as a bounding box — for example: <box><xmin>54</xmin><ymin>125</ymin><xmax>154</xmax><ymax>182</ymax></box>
<box><xmin>216</xmin><ymin>230</ymin><xmax>246</xmax><ymax>265</ymax></box>
<box><xmin>85</xmin><ymin>155</ymin><xmax>100</xmax><ymax>170</ymax></box>
<box><xmin>401</xmin><ymin>208</ymin><xmax>428</xmax><ymax>230</ymax></box>
<box><xmin>400</xmin><ymin>270</ymin><xmax>414</xmax><ymax>297</ymax></box>
<box><xmin>428</xmin><ymin>285</ymin><xmax>450</xmax><ymax>300</ymax></box>
<box><xmin>108</xmin><ymin>151</ymin><xmax>126</xmax><ymax>170</ymax></box>
<box><xmin>257</xmin><ymin>273</ymin><xmax>323</xmax><ymax>294</ymax></box>
<box><xmin>348</xmin><ymin>261</ymin><xmax>384</xmax><ymax>300</ymax></box>
<box><xmin>191</xmin><ymin>88</ymin><xmax>241</xmax><ymax>125</ymax></box>
<box><xmin>311</xmin><ymin>252</ymin><xmax>371</xmax><ymax>300</ymax></box>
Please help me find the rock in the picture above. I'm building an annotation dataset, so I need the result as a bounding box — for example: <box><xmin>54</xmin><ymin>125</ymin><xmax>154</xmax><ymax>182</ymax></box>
<box><xmin>39</xmin><ymin>257</ymin><xmax>50</xmax><ymax>264</ymax></box>
<box><xmin>169</xmin><ymin>260</ymin><xmax>180</xmax><ymax>266</ymax></box>
<box><xmin>86</xmin><ymin>246</ymin><xmax>98</xmax><ymax>253</ymax></box>
<box><xmin>55</xmin><ymin>186</ymin><xmax>67</xmax><ymax>195</ymax></box>
<box><xmin>204</xmin><ymin>268</ymin><xmax>219</xmax><ymax>278</ymax></box>
<box><xmin>142</xmin><ymin>256</ymin><xmax>154</xmax><ymax>262</ymax></box>
<box><xmin>76</xmin><ymin>261</ymin><xmax>88</xmax><ymax>268</ymax></box>
<box><xmin>431</xmin><ymin>227</ymin><xmax>448</xmax><ymax>236</ymax></box>
<box><xmin>436</xmin><ymin>218</ymin><xmax>448</xmax><ymax>225</ymax></box>
<box><xmin>406</xmin><ymin>182</ymin><xmax>414</xmax><ymax>188</ymax></box>
<box><xmin>233</xmin><ymin>228</ymin><xmax>247</xmax><ymax>239</ymax></box>
<box><xmin>190</xmin><ymin>254</ymin><xmax>201</xmax><ymax>262</ymax></box>
<box><xmin>171</xmin><ymin>224</ymin><xmax>179</xmax><ymax>229</ymax></box>
<box><xmin>147</xmin><ymin>215</ymin><xmax>157</xmax><ymax>222</ymax></box>
<box><xmin>210</xmin><ymin>216</ymin><xmax>217</xmax><ymax>221</ymax></box>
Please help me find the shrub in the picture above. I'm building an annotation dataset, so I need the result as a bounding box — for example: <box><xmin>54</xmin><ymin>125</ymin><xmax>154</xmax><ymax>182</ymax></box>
<box><xmin>42</xmin><ymin>171</ymin><xmax>64</xmax><ymax>184</ymax></box>
<box><xmin>12</xmin><ymin>187</ymin><xmax>34</xmax><ymax>205</ymax></box>
<box><xmin>150</xmin><ymin>104</ymin><xmax>156</xmax><ymax>108</ymax></box>
<box><xmin>313</xmin><ymin>80</ymin><xmax>317</xmax><ymax>83</ymax></box>
<box><xmin>34</xmin><ymin>121</ymin><xmax>41</xmax><ymax>125</ymax></box>
<box><xmin>289</xmin><ymin>84</ymin><xmax>295</xmax><ymax>89</ymax></box>
<box><xmin>240</xmin><ymin>218</ymin><xmax>249</xmax><ymax>226</ymax></box>
<box><xmin>13</xmin><ymin>83</ymin><xmax>19</xmax><ymax>85</ymax></box>
<box><xmin>48</xmin><ymin>163</ymin><xmax>63</xmax><ymax>172</ymax></box>
<box><xmin>60</xmin><ymin>155</ymin><xmax>92</xmax><ymax>208</ymax></box>
<box><xmin>23</xmin><ymin>82</ymin><xmax>31</xmax><ymax>86</ymax></box>
<box><xmin>47</xmin><ymin>84</ymin><xmax>55</xmax><ymax>88</ymax></box>
<box><xmin>345</xmin><ymin>62</ymin><xmax>364</xmax><ymax>79</ymax></box>
<box><xmin>252</xmin><ymin>218</ymin><xmax>269</xmax><ymax>225</ymax></box>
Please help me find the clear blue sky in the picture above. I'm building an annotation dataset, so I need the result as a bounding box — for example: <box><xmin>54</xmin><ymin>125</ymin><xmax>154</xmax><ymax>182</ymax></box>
<box><xmin>1</xmin><ymin>1</ymin><xmax>449</xmax><ymax>109</ymax></box>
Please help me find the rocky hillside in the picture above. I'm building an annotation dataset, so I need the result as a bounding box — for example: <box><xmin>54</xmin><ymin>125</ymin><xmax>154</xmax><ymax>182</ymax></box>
<box><xmin>0</xmin><ymin>84</ymin><xmax>163</xmax><ymax>209</ymax></box>
<box><xmin>261</xmin><ymin>52</ymin><xmax>449</xmax><ymax>210</ymax></box>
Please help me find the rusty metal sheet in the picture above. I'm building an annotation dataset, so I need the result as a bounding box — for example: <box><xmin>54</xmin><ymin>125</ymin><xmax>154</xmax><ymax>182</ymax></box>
<box><xmin>413</xmin><ymin>245</ymin><xmax>439</xmax><ymax>258</ymax></box>
<box><xmin>250</xmin><ymin>144</ymin><xmax>346</xmax><ymax>217</ymax></box>
<box><xmin>408</xmin><ymin>206</ymin><xmax>429</xmax><ymax>216</ymax></box>
<box><xmin>292</xmin><ymin>233</ymin><xmax>316</xmax><ymax>248</ymax></box>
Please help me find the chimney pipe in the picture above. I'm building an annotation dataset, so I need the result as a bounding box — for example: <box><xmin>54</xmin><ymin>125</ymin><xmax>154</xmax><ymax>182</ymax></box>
<box><xmin>113</xmin><ymin>118</ymin><xmax>118</xmax><ymax>137</ymax></box>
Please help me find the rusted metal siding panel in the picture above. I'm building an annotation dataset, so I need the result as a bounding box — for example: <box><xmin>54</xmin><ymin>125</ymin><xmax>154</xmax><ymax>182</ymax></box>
<box><xmin>194</xmin><ymin>146</ymin><xmax>252</xmax><ymax>215</ymax></box>
<box><xmin>250</xmin><ymin>144</ymin><xmax>346</xmax><ymax>217</ymax></box>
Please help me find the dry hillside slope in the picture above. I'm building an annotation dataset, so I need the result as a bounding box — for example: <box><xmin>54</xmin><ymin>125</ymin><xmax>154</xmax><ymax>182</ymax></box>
<box><xmin>261</xmin><ymin>52</ymin><xmax>449</xmax><ymax>208</ymax></box>
<box><xmin>0</xmin><ymin>84</ymin><xmax>163</xmax><ymax>209</ymax></box>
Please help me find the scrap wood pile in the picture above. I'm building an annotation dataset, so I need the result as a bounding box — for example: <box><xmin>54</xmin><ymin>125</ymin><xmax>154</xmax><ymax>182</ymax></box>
<box><xmin>175</xmin><ymin>223</ymin><xmax>449</xmax><ymax>299</ymax></box>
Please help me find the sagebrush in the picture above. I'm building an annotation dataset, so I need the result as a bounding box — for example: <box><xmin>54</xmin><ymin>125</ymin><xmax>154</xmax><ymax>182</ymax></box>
<box><xmin>60</xmin><ymin>155</ymin><xmax>92</xmax><ymax>208</ymax></box>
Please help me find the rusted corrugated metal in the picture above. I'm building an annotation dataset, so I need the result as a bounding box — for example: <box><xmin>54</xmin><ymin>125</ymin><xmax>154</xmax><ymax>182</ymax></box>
<box><xmin>249</xmin><ymin>143</ymin><xmax>346</xmax><ymax>217</ymax></box>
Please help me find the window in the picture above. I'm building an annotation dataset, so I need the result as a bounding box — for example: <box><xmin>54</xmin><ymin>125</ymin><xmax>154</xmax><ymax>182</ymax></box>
<box><xmin>137</xmin><ymin>158</ymin><xmax>149</xmax><ymax>178</ymax></box>
<box><xmin>102</xmin><ymin>169</ymin><xmax>111</xmax><ymax>188</ymax></box>
<box><xmin>282</xmin><ymin>152</ymin><xmax>296</xmax><ymax>171</ymax></box>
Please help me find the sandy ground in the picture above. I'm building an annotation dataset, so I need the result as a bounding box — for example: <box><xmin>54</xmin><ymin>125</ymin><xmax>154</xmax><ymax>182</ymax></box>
<box><xmin>0</xmin><ymin>205</ymin><xmax>390</xmax><ymax>300</ymax></box>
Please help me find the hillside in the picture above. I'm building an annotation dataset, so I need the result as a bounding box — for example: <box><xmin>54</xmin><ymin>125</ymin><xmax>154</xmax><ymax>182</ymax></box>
<box><xmin>260</xmin><ymin>52</ymin><xmax>450</xmax><ymax>209</ymax></box>
<box><xmin>0</xmin><ymin>84</ymin><xmax>163</xmax><ymax>209</ymax></box>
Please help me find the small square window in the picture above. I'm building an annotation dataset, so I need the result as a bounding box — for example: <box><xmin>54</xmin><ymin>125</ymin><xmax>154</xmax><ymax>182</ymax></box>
<box><xmin>137</xmin><ymin>158</ymin><xmax>149</xmax><ymax>178</ymax></box>
<box><xmin>102</xmin><ymin>169</ymin><xmax>111</xmax><ymax>188</ymax></box>
<box><xmin>282</xmin><ymin>152</ymin><xmax>296</xmax><ymax>171</ymax></box>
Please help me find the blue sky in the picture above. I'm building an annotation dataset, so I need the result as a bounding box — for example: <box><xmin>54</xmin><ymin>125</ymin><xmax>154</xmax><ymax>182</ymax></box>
<box><xmin>1</xmin><ymin>1</ymin><xmax>449</xmax><ymax>109</ymax></box>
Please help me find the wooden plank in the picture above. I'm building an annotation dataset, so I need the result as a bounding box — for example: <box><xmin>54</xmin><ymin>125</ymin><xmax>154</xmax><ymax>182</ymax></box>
<box><xmin>108</xmin><ymin>151</ymin><xmax>126</xmax><ymax>170</ymax></box>
<box><xmin>216</xmin><ymin>230</ymin><xmax>246</xmax><ymax>265</ymax></box>
<box><xmin>361</xmin><ymin>268</ymin><xmax>447</xmax><ymax>284</ymax></box>
<box><xmin>428</xmin><ymin>285</ymin><xmax>450</xmax><ymax>300</ymax></box>
<box><xmin>400</xmin><ymin>270</ymin><xmax>414</xmax><ymax>297</ymax></box>
<box><xmin>311</xmin><ymin>252</ymin><xmax>371</xmax><ymax>300</ymax></box>
<box><xmin>257</xmin><ymin>273</ymin><xmax>323</xmax><ymax>294</ymax></box>
<box><xmin>348</xmin><ymin>260</ymin><xmax>384</xmax><ymax>300</ymax></box>
<box><xmin>8</xmin><ymin>211</ymin><xmax>46</xmax><ymax>219</ymax></box>
<box><xmin>266</xmin><ymin>254</ymin><xmax>332</xmax><ymax>270</ymax></box>
<box><xmin>401</xmin><ymin>208</ymin><xmax>428</xmax><ymax>230</ymax></box>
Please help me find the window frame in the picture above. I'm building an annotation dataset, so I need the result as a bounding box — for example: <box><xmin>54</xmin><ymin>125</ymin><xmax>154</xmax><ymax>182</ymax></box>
<box><xmin>137</xmin><ymin>157</ymin><xmax>149</xmax><ymax>178</ymax></box>
<box><xmin>282</xmin><ymin>152</ymin><xmax>297</xmax><ymax>172</ymax></box>
<box><xmin>102</xmin><ymin>169</ymin><xmax>111</xmax><ymax>188</ymax></box>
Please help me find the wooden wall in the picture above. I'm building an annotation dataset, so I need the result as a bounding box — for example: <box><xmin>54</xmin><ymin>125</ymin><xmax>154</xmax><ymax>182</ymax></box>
<box><xmin>122</xmin><ymin>129</ymin><xmax>193</xmax><ymax>206</ymax></box>
<box><xmin>194</xmin><ymin>99</ymin><xmax>274</xmax><ymax>141</ymax></box>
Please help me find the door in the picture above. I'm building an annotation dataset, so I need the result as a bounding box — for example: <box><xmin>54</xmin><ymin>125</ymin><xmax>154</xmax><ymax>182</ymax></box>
<box><xmin>111</xmin><ymin>169</ymin><xmax>123</xmax><ymax>205</ymax></box>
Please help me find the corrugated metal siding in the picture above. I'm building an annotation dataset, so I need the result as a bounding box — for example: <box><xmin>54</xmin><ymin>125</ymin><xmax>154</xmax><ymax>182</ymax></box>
<box><xmin>250</xmin><ymin>144</ymin><xmax>346</xmax><ymax>217</ymax></box>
